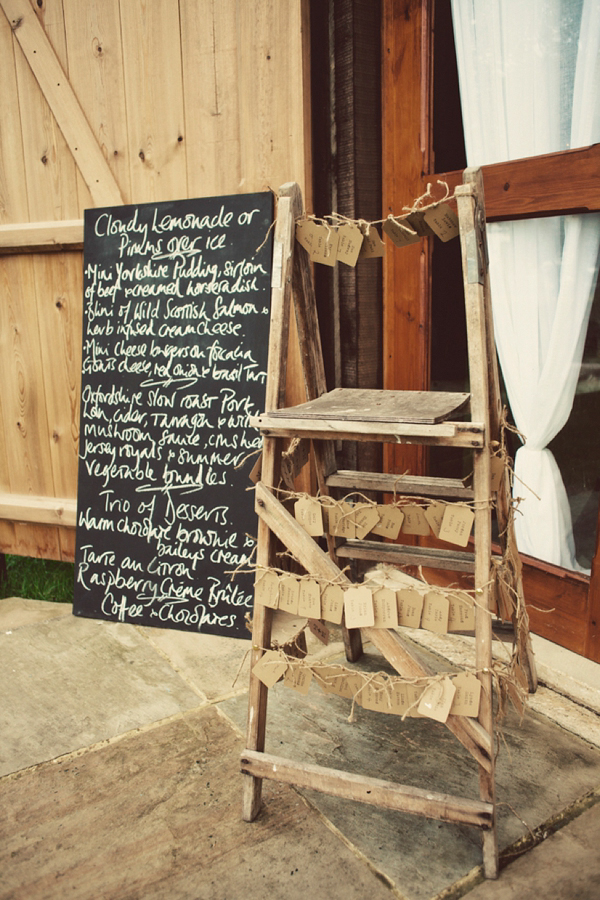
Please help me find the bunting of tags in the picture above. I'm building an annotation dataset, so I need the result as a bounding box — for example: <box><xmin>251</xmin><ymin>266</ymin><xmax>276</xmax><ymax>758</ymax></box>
<box><xmin>353</xmin><ymin>503</ymin><xmax>380</xmax><ymax>539</ymax></box>
<box><xmin>277</xmin><ymin>661</ymin><xmax>482</xmax><ymax>720</ymax></box>
<box><xmin>255</xmin><ymin>568</ymin><xmax>479</xmax><ymax>638</ymax></box>
<box><xmin>295</xmin><ymin>196</ymin><xmax>458</xmax><ymax>270</ymax></box>
<box><xmin>308</xmin><ymin>617</ymin><xmax>330</xmax><ymax>645</ymax></box>
<box><xmin>328</xmin><ymin>501</ymin><xmax>356</xmax><ymax>538</ymax></box>
<box><xmin>424</xmin><ymin>501</ymin><xmax>446</xmax><ymax>538</ymax></box>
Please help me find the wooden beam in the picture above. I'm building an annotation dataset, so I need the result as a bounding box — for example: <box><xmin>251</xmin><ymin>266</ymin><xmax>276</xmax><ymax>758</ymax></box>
<box><xmin>0</xmin><ymin>220</ymin><xmax>83</xmax><ymax>254</ymax></box>
<box><xmin>431</xmin><ymin>144</ymin><xmax>600</xmax><ymax>221</ymax></box>
<box><xmin>0</xmin><ymin>493</ymin><xmax>77</xmax><ymax>528</ymax></box>
<box><xmin>241</xmin><ymin>751</ymin><xmax>494</xmax><ymax>827</ymax></box>
<box><xmin>383</xmin><ymin>0</ymin><xmax>434</xmax><ymax>477</ymax></box>
<box><xmin>0</xmin><ymin>0</ymin><xmax>124</xmax><ymax>208</ymax></box>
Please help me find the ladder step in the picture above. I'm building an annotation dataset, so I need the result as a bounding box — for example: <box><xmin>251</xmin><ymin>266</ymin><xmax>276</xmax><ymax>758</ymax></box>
<box><xmin>241</xmin><ymin>750</ymin><xmax>494</xmax><ymax>828</ymax></box>
<box><xmin>250</xmin><ymin>414</ymin><xmax>485</xmax><ymax>448</ymax></box>
<box><xmin>336</xmin><ymin>539</ymin><xmax>478</xmax><ymax>573</ymax></box>
<box><xmin>327</xmin><ymin>470</ymin><xmax>475</xmax><ymax>500</ymax></box>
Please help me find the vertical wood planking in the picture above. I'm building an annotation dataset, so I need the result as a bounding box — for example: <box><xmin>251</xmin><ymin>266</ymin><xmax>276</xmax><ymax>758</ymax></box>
<box><xmin>180</xmin><ymin>0</ymin><xmax>241</xmax><ymax>198</ymax></box>
<box><xmin>62</xmin><ymin>0</ymin><xmax>130</xmax><ymax>207</ymax></box>
<box><xmin>119</xmin><ymin>0</ymin><xmax>188</xmax><ymax>202</ymax></box>
<box><xmin>0</xmin><ymin>255</ymin><xmax>61</xmax><ymax>557</ymax></box>
<box><xmin>237</xmin><ymin>0</ymin><xmax>308</xmax><ymax>193</ymax></box>
<box><xmin>0</xmin><ymin>12</ymin><xmax>29</xmax><ymax>223</ymax></box>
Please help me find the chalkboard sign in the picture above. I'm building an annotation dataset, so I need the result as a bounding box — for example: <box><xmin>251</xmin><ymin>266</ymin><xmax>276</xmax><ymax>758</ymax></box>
<box><xmin>74</xmin><ymin>192</ymin><xmax>273</xmax><ymax>638</ymax></box>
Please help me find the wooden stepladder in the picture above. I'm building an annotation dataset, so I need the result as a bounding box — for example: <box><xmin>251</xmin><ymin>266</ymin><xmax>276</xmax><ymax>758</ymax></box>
<box><xmin>241</xmin><ymin>170</ymin><xmax>536</xmax><ymax>880</ymax></box>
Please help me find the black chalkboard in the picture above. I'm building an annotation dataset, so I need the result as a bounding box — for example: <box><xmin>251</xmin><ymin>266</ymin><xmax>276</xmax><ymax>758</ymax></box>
<box><xmin>74</xmin><ymin>192</ymin><xmax>273</xmax><ymax>638</ymax></box>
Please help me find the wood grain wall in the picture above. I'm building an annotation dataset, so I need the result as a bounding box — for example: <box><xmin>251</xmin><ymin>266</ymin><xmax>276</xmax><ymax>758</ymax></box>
<box><xmin>0</xmin><ymin>0</ymin><xmax>310</xmax><ymax>561</ymax></box>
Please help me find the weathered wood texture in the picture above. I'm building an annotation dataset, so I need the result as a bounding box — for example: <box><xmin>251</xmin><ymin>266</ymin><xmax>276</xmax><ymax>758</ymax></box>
<box><xmin>0</xmin><ymin>0</ymin><xmax>310</xmax><ymax>560</ymax></box>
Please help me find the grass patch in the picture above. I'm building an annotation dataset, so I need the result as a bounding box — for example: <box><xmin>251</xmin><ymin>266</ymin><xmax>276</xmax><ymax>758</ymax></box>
<box><xmin>0</xmin><ymin>554</ymin><xmax>74</xmax><ymax>604</ymax></box>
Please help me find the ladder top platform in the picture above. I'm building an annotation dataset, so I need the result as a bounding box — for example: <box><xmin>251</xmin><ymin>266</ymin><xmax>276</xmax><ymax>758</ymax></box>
<box><xmin>263</xmin><ymin>388</ymin><xmax>470</xmax><ymax>424</ymax></box>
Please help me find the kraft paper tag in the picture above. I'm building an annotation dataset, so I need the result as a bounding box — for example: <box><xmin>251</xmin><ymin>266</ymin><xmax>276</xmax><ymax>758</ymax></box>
<box><xmin>294</xmin><ymin>496</ymin><xmax>324</xmax><ymax>536</ymax></box>
<box><xmin>423</xmin><ymin>203</ymin><xmax>460</xmax><ymax>242</ymax></box>
<box><xmin>358</xmin><ymin>224</ymin><xmax>385</xmax><ymax>258</ymax></box>
<box><xmin>450</xmin><ymin>672</ymin><xmax>481</xmax><ymax>717</ymax></box>
<box><xmin>337</xmin><ymin>223</ymin><xmax>364</xmax><ymax>267</ymax></box>
<box><xmin>321</xmin><ymin>583</ymin><xmax>345</xmax><ymax>624</ymax></box>
<box><xmin>418</xmin><ymin>676</ymin><xmax>456</xmax><ymax>723</ymax></box>
<box><xmin>421</xmin><ymin>590</ymin><xmax>450</xmax><ymax>634</ymax></box>
<box><xmin>252</xmin><ymin>650</ymin><xmax>288</xmax><ymax>688</ymax></box>
<box><xmin>389</xmin><ymin>682</ymin><xmax>424</xmax><ymax>717</ymax></box>
<box><xmin>328</xmin><ymin>501</ymin><xmax>356</xmax><ymax>538</ymax></box>
<box><xmin>372</xmin><ymin>587</ymin><xmax>399</xmax><ymax>628</ymax></box>
<box><xmin>279</xmin><ymin>575</ymin><xmax>300</xmax><ymax>616</ymax></box>
<box><xmin>371</xmin><ymin>504</ymin><xmax>404</xmax><ymax>540</ymax></box>
<box><xmin>383</xmin><ymin>216</ymin><xmax>420</xmax><ymax>248</ymax></box>
<box><xmin>310</xmin><ymin>223</ymin><xmax>339</xmax><ymax>267</ymax></box>
<box><xmin>353</xmin><ymin>503</ymin><xmax>380</xmax><ymax>540</ymax></box>
<box><xmin>406</xmin><ymin>210</ymin><xmax>436</xmax><ymax>238</ymax></box>
<box><xmin>254</xmin><ymin>570</ymin><xmax>280</xmax><ymax>609</ymax></box>
<box><xmin>490</xmin><ymin>455</ymin><xmax>505</xmax><ymax>492</ymax></box>
<box><xmin>396</xmin><ymin>588</ymin><xmax>424</xmax><ymax>628</ymax></box>
<box><xmin>448</xmin><ymin>591</ymin><xmax>475</xmax><ymax>632</ymax></box>
<box><xmin>308</xmin><ymin>618</ymin><xmax>330</xmax><ymax>645</ymax></box>
<box><xmin>344</xmin><ymin>585</ymin><xmax>375</xmax><ymax>629</ymax></box>
<box><xmin>401</xmin><ymin>504</ymin><xmax>431</xmax><ymax>536</ymax></box>
<box><xmin>438</xmin><ymin>504</ymin><xmax>474</xmax><ymax>547</ymax></box>
<box><xmin>359</xmin><ymin>676</ymin><xmax>392</xmax><ymax>712</ymax></box>
<box><xmin>284</xmin><ymin>664</ymin><xmax>312</xmax><ymax>695</ymax></box>
<box><xmin>297</xmin><ymin>578</ymin><xmax>321</xmax><ymax>619</ymax></box>
<box><xmin>424</xmin><ymin>501</ymin><xmax>447</xmax><ymax>538</ymax></box>
<box><xmin>248</xmin><ymin>454</ymin><xmax>262</xmax><ymax>484</ymax></box>
<box><xmin>313</xmin><ymin>664</ymin><xmax>340</xmax><ymax>693</ymax></box>
<box><xmin>295</xmin><ymin>219</ymin><xmax>318</xmax><ymax>252</ymax></box>
<box><xmin>328</xmin><ymin>671</ymin><xmax>363</xmax><ymax>701</ymax></box>
<box><xmin>289</xmin><ymin>438</ymin><xmax>310</xmax><ymax>475</ymax></box>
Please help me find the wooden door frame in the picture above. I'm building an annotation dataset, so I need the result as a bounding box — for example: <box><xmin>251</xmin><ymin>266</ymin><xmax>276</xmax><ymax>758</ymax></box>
<box><xmin>382</xmin><ymin>0</ymin><xmax>600</xmax><ymax>661</ymax></box>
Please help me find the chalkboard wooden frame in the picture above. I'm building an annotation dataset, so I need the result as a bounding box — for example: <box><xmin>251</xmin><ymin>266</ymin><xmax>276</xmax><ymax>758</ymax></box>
<box><xmin>74</xmin><ymin>192</ymin><xmax>273</xmax><ymax>638</ymax></box>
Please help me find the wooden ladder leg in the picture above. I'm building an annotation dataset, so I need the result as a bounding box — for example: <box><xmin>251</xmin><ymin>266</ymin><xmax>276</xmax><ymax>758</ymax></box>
<box><xmin>242</xmin><ymin>436</ymin><xmax>282</xmax><ymax>821</ymax></box>
<box><xmin>474</xmin><ymin>447</ymin><xmax>499</xmax><ymax>878</ymax></box>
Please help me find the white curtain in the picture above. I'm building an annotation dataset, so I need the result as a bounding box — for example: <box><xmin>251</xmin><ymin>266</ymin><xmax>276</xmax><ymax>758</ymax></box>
<box><xmin>451</xmin><ymin>0</ymin><xmax>600</xmax><ymax>570</ymax></box>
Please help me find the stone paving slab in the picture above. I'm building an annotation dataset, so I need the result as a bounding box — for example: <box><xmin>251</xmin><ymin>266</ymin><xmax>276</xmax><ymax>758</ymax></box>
<box><xmin>219</xmin><ymin>644</ymin><xmax>600</xmax><ymax>900</ymax></box>
<box><xmin>0</xmin><ymin>613</ymin><xmax>204</xmax><ymax>776</ymax></box>
<box><xmin>0</xmin><ymin>706</ymin><xmax>396</xmax><ymax>900</ymax></box>
<box><xmin>465</xmin><ymin>801</ymin><xmax>600</xmax><ymax>900</ymax></box>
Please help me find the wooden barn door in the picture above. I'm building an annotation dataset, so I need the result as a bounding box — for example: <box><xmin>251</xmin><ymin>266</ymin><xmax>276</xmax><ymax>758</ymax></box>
<box><xmin>0</xmin><ymin>0</ymin><xmax>311</xmax><ymax>562</ymax></box>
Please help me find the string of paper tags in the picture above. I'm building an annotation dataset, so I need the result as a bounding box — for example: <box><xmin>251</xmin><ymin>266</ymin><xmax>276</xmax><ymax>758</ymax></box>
<box><xmin>295</xmin><ymin>198</ymin><xmax>460</xmax><ymax>268</ymax></box>
<box><xmin>254</xmin><ymin>568</ymin><xmax>476</xmax><ymax>635</ymax></box>
<box><xmin>293</xmin><ymin>492</ymin><xmax>478</xmax><ymax>548</ymax></box>
<box><xmin>251</xmin><ymin>653</ymin><xmax>482</xmax><ymax>723</ymax></box>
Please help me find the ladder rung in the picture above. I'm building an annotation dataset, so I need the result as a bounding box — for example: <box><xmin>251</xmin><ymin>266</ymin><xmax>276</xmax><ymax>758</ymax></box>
<box><xmin>327</xmin><ymin>470</ymin><xmax>475</xmax><ymax>500</ymax></box>
<box><xmin>336</xmin><ymin>539</ymin><xmax>477</xmax><ymax>573</ymax></box>
<box><xmin>241</xmin><ymin>750</ymin><xmax>494</xmax><ymax>828</ymax></box>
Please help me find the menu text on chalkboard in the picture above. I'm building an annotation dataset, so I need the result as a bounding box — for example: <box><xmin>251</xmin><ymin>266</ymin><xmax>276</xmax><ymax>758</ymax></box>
<box><xmin>74</xmin><ymin>192</ymin><xmax>273</xmax><ymax>638</ymax></box>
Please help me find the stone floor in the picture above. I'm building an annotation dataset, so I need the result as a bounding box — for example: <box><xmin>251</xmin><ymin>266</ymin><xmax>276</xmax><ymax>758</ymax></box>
<box><xmin>1</xmin><ymin>598</ymin><xmax>600</xmax><ymax>900</ymax></box>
